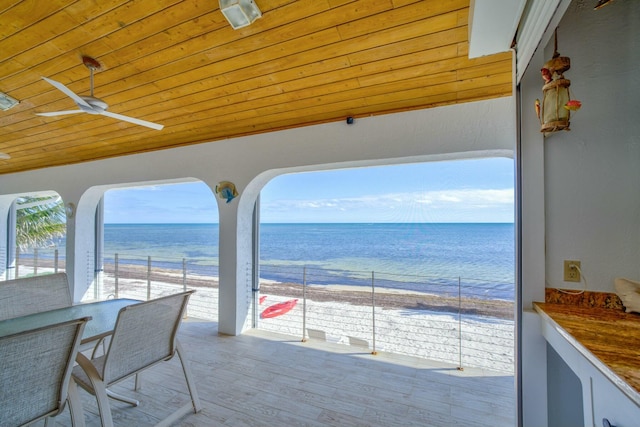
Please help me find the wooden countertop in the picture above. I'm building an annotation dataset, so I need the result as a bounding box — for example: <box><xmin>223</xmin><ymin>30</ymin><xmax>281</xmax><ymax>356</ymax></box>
<box><xmin>533</xmin><ymin>301</ymin><xmax>640</xmax><ymax>405</ymax></box>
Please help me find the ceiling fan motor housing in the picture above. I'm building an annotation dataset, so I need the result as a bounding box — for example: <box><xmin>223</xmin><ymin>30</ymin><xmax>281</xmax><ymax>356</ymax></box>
<box><xmin>79</xmin><ymin>96</ymin><xmax>108</xmax><ymax>114</ymax></box>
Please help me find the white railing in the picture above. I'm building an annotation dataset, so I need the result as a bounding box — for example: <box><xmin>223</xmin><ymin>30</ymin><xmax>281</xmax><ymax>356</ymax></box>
<box><xmin>97</xmin><ymin>253</ymin><xmax>220</xmax><ymax>322</ymax></box>
<box><xmin>6</xmin><ymin>247</ymin><xmax>63</xmax><ymax>279</ymax></box>
<box><xmin>7</xmin><ymin>249</ymin><xmax>515</xmax><ymax>373</ymax></box>
<box><xmin>256</xmin><ymin>264</ymin><xmax>515</xmax><ymax>373</ymax></box>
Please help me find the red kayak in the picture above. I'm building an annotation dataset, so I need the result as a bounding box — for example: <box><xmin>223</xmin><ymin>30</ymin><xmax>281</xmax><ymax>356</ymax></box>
<box><xmin>260</xmin><ymin>299</ymin><xmax>298</xmax><ymax>319</ymax></box>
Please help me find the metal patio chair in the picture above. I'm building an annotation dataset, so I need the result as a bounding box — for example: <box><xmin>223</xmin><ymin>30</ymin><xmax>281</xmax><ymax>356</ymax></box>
<box><xmin>0</xmin><ymin>273</ymin><xmax>104</xmax><ymax>354</ymax></box>
<box><xmin>0</xmin><ymin>273</ymin><xmax>72</xmax><ymax>321</ymax></box>
<box><xmin>0</xmin><ymin>316</ymin><xmax>90</xmax><ymax>427</ymax></box>
<box><xmin>72</xmin><ymin>290</ymin><xmax>201</xmax><ymax>427</ymax></box>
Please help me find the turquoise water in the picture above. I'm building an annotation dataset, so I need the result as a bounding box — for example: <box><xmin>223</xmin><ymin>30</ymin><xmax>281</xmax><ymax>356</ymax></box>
<box><xmin>101</xmin><ymin>223</ymin><xmax>514</xmax><ymax>300</ymax></box>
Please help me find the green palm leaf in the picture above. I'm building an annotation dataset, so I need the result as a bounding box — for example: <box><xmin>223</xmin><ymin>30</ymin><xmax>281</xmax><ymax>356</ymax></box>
<box><xmin>16</xmin><ymin>196</ymin><xmax>66</xmax><ymax>249</ymax></box>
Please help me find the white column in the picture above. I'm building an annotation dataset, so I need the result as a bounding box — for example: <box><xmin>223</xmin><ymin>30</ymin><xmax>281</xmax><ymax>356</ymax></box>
<box><xmin>215</xmin><ymin>175</ymin><xmax>266</xmax><ymax>336</ymax></box>
<box><xmin>94</xmin><ymin>197</ymin><xmax>105</xmax><ymax>298</ymax></box>
<box><xmin>62</xmin><ymin>189</ymin><xmax>104</xmax><ymax>302</ymax></box>
<box><xmin>519</xmin><ymin>48</ymin><xmax>548</xmax><ymax>427</ymax></box>
<box><xmin>0</xmin><ymin>196</ymin><xmax>17</xmax><ymax>279</ymax></box>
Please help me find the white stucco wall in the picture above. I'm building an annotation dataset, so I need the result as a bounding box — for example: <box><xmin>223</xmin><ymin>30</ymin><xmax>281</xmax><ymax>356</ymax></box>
<box><xmin>0</xmin><ymin>97</ymin><xmax>515</xmax><ymax>335</ymax></box>
<box><xmin>542</xmin><ymin>1</ymin><xmax>640</xmax><ymax>292</ymax></box>
<box><xmin>519</xmin><ymin>2</ymin><xmax>640</xmax><ymax>426</ymax></box>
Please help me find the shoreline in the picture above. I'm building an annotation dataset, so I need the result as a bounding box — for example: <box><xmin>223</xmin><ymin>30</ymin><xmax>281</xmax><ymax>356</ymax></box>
<box><xmin>261</xmin><ymin>281</ymin><xmax>514</xmax><ymax>320</ymax></box>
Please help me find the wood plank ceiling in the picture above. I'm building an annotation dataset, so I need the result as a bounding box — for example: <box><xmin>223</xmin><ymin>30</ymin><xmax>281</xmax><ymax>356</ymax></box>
<box><xmin>0</xmin><ymin>0</ymin><xmax>512</xmax><ymax>176</ymax></box>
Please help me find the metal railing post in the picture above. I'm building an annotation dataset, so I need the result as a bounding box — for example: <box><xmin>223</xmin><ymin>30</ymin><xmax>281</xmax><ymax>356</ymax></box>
<box><xmin>34</xmin><ymin>247</ymin><xmax>38</xmax><ymax>276</ymax></box>
<box><xmin>54</xmin><ymin>249</ymin><xmax>59</xmax><ymax>273</ymax></box>
<box><xmin>457</xmin><ymin>276</ymin><xmax>464</xmax><ymax>371</ymax></box>
<box><xmin>182</xmin><ymin>258</ymin><xmax>187</xmax><ymax>292</ymax></box>
<box><xmin>182</xmin><ymin>258</ymin><xmax>188</xmax><ymax>318</ymax></box>
<box><xmin>94</xmin><ymin>249</ymin><xmax>99</xmax><ymax>300</ymax></box>
<box><xmin>114</xmin><ymin>253</ymin><xmax>119</xmax><ymax>299</ymax></box>
<box><xmin>302</xmin><ymin>266</ymin><xmax>307</xmax><ymax>342</ymax></box>
<box><xmin>371</xmin><ymin>271</ymin><xmax>377</xmax><ymax>355</ymax></box>
<box><xmin>15</xmin><ymin>247</ymin><xmax>19</xmax><ymax>278</ymax></box>
<box><xmin>147</xmin><ymin>256</ymin><xmax>152</xmax><ymax>301</ymax></box>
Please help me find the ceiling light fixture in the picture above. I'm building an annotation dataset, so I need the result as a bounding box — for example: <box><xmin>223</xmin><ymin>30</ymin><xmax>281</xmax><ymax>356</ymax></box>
<box><xmin>0</xmin><ymin>92</ymin><xmax>19</xmax><ymax>110</ymax></box>
<box><xmin>220</xmin><ymin>0</ymin><xmax>261</xmax><ymax>29</ymax></box>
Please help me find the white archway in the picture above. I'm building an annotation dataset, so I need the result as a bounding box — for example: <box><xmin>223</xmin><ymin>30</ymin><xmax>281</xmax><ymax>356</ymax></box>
<box><xmin>0</xmin><ymin>98</ymin><xmax>516</xmax><ymax>334</ymax></box>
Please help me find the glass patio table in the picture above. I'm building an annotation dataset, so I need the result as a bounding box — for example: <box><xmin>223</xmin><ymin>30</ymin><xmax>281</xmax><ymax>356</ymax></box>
<box><xmin>0</xmin><ymin>298</ymin><xmax>141</xmax><ymax>344</ymax></box>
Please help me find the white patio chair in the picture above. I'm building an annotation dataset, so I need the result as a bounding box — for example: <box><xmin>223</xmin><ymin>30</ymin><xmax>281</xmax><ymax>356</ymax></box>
<box><xmin>72</xmin><ymin>290</ymin><xmax>201</xmax><ymax>427</ymax></box>
<box><xmin>0</xmin><ymin>273</ymin><xmax>106</xmax><ymax>354</ymax></box>
<box><xmin>0</xmin><ymin>316</ymin><xmax>90</xmax><ymax>427</ymax></box>
<box><xmin>0</xmin><ymin>273</ymin><xmax>72</xmax><ymax>321</ymax></box>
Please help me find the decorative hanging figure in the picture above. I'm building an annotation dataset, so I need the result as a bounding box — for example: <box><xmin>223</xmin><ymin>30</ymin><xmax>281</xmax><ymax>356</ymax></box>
<box><xmin>538</xmin><ymin>29</ymin><xmax>581</xmax><ymax>134</ymax></box>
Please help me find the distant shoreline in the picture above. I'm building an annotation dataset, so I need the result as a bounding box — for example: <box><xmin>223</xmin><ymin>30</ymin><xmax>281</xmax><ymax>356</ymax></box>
<box><xmin>262</xmin><ymin>281</ymin><xmax>514</xmax><ymax>320</ymax></box>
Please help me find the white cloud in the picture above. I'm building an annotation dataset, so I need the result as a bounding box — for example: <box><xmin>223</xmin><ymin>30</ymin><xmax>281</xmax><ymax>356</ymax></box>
<box><xmin>261</xmin><ymin>188</ymin><xmax>514</xmax><ymax>222</ymax></box>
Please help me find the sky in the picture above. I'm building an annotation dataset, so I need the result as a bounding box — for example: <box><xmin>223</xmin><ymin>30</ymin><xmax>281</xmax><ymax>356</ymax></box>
<box><xmin>103</xmin><ymin>157</ymin><xmax>514</xmax><ymax>224</ymax></box>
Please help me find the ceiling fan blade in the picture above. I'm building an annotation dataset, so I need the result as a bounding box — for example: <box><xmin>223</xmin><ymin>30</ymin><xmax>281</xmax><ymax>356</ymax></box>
<box><xmin>101</xmin><ymin>111</ymin><xmax>164</xmax><ymax>130</ymax></box>
<box><xmin>42</xmin><ymin>76</ymin><xmax>92</xmax><ymax>109</ymax></box>
<box><xmin>36</xmin><ymin>110</ymin><xmax>84</xmax><ymax>117</ymax></box>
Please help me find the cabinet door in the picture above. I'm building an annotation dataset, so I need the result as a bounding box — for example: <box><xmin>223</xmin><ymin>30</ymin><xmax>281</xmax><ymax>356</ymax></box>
<box><xmin>589</xmin><ymin>368</ymin><xmax>640</xmax><ymax>427</ymax></box>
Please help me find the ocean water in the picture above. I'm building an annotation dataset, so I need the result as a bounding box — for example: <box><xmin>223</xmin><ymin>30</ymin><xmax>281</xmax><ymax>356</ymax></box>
<box><xmin>102</xmin><ymin>223</ymin><xmax>515</xmax><ymax>300</ymax></box>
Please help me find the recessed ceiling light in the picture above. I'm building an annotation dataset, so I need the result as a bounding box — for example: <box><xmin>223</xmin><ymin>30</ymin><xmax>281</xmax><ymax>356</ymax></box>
<box><xmin>0</xmin><ymin>92</ymin><xmax>19</xmax><ymax>111</ymax></box>
<box><xmin>0</xmin><ymin>152</ymin><xmax>10</xmax><ymax>160</ymax></box>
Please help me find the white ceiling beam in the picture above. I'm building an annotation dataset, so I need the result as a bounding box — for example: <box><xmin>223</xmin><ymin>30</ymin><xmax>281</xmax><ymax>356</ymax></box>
<box><xmin>468</xmin><ymin>0</ymin><xmax>527</xmax><ymax>58</ymax></box>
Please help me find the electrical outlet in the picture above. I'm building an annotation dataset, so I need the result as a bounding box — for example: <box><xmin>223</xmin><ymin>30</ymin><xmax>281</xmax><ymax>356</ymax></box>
<box><xmin>563</xmin><ymin>260</ymin><xmax>581</xmax><ymax>282</ymax></box>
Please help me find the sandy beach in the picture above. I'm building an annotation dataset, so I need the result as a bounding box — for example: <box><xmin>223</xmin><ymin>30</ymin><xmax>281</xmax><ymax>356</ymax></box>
<box><xmin>255</xmin><ymin>285</ymin><xmax>514</xmax><ymax>373</ymax></box>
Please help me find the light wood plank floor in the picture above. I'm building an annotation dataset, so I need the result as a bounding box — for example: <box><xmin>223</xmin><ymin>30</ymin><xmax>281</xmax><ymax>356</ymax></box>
<box><xmin>51</xmin><ymin>320</ymin><xmax>515</xmax><ymax>427</ymax></box>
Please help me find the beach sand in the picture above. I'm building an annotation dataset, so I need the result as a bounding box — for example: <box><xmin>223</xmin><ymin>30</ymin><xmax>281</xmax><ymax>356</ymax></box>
<box><xmin>256</xmin><ymin>286</ymin><xmax>514</xmax><ymax>373</ymax></box>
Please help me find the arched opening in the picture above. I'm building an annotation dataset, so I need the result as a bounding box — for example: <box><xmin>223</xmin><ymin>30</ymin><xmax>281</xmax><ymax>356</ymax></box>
<box><xmin>255</xmin><ymin>157</ymin><xmax>515</xmax><ymax>373</ymax></box>
<box><xmin>83</xmin><ymin>181</ymin><xmax>219</xmax><ymax>320</ymax></box>
<box><xmin>0</xmin><ymin>191</ymin><xmax>67</xmax><ymax>280</ymax></box>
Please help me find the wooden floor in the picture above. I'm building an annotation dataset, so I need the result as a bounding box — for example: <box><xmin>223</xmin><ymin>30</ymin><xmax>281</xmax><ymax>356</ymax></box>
<box><xmin>51</xmin><ymin>320</ymin><xmax>515</xmax><ymax>427</ymax></box>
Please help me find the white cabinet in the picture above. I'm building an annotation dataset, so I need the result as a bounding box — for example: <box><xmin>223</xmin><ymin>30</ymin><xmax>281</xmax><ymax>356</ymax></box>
<box><xmin>588</xmin><ymin>363</ymin><xmax>639</xmax><ymax>427</ymax></box>
<box><xmin>539</xmin><ymin>314</ymin><xmax>640</xmax><ymax>427</ymax></box>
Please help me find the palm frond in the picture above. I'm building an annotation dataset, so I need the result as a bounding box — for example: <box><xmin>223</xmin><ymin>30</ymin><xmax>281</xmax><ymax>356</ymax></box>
<box><xmin>16</xmin><ymin>196</ymin><xmax>66</xmax><ymax>249</ymax></box>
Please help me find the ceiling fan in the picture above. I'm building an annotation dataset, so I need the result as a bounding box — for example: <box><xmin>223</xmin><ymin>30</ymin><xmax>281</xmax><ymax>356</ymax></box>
<box><xmin>37</xmin><ymin>56</ymin><xmax>163</xmax><ymax>130</ymax></box>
